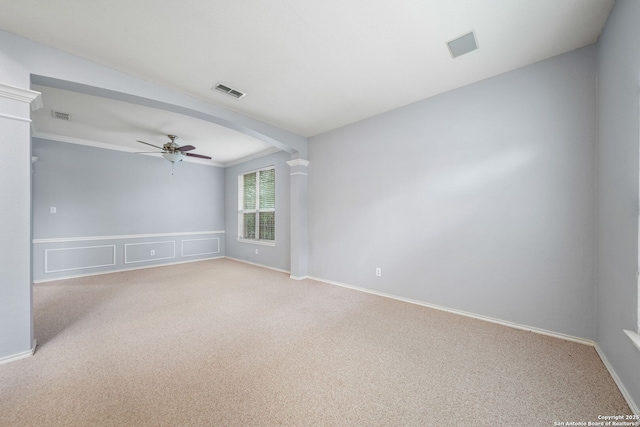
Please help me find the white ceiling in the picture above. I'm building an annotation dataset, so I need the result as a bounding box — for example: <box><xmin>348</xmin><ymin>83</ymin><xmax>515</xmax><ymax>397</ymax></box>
<box><xmin>1</xmin><ymin>0</ymin><xmax>614</xmax><ymax>143</ymax></box>
<box><xmin>31</xmin><ymin>85</ymin><xmax>279</xmax><ymax>167</ymax></box>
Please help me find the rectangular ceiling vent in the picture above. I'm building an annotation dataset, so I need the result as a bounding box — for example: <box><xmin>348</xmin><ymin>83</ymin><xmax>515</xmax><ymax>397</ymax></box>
<box><xmin>213</xmin><ymin>83</ymin><xmax>246</xmax><ymax>99</ymax></box>
<box><xmin>447</xmin><ymin>31</ymin><xmax>478</xmax><ymax>58</ymax></box>
<box><xmin>51</xmin><ymin>110</ymin><xmax>72</xmax><ymax>121</ymax></box>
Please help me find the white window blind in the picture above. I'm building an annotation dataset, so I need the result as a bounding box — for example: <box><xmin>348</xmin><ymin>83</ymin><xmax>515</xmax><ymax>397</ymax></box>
<box><xmin>238</xmin><ymin>167</ymin><xmax>275</xmax><ymax>244</ymax></box>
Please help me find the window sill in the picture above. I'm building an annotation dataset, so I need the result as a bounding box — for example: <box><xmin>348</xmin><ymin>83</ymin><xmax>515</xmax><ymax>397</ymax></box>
<box><xmin>237</xmin><ymin>238</ymin><xmax>276</xmax><ymax>247</ymax></box>
<box><xmin>623</xmin><ymin>329</ymin><xmax>640</xmax><ymax>352</ymax></box>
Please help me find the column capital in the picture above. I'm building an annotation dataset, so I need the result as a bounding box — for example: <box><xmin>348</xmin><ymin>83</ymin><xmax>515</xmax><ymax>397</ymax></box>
<box><xmin>0</xmin><ymin>83</ymin><xmax>43</xmax><ymax>109</ymax></box>
<box><xmin>286</xmin><ymin>158</ymin><xmax>309</xmax><ymax>168</ymax></box>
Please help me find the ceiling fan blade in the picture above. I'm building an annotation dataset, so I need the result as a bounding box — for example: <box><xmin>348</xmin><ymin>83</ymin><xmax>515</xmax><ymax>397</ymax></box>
<box><xmin>136</xmin><ymin>140</ymin><xmax>164</xmax><ymax>150</ymax></box>
<box><xmin>185</xmin><ymin>152</ymin><xmax>212</xmax><ymax>160</ymax></box>
<box><xmin>177</xmin><ymin>145</ymin><xmax>196</xmax><ymax>152</ymax></box>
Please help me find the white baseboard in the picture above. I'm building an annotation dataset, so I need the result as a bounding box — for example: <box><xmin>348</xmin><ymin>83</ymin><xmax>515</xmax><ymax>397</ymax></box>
<box><xmin>306</xmin><ymin>275</ymin><xmax>595</xmax><ymax>347</ymax></box>
<box><xmin>289</xmin><ymin>275</ymin><xmax>308</xmax><ymax>281</ymax></box>
<box><xmin>33</xmin><ymin>256</ymin><xmax>224</xmax><ymax>283</ymax></box>
<box><xmin>595</xmin><ymin>344</ymin><xmax>639</xmax><ymax>415</ymax></box>
<box><xmin>305</xmin><ymin>276</ymin><xmax>640</xmax><ymax>413</ymax></box>
<box><xmin>0</xmin><ymin>340</ymin><xmax>36</xmax><ymax>366</ymax></box>
<box><xmin>224</xmin><ymin>256</ymin><xmax>291</xmax><ymax>275</ymax></box>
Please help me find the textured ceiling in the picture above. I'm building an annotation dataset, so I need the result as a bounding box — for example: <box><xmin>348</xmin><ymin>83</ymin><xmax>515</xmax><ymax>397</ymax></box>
<box><xmin>0</xmin><ymin>0</ymin><xmax>614</xmax><ymax>140</ymax></box>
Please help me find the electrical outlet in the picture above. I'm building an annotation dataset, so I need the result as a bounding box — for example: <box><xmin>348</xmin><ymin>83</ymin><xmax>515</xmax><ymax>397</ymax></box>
<box><xmin>375</xmin><ymin>268</ymin><xmax>382</xmax><ymax>277</ymax></box>
<box><xmin>255</xmin><ymin>249</ymin><xmax>259</xmax><ymax>255</ymax></box>
<box><xmin>150</xmin><ymin>250</ymin><xmax>155</xmax><ymax>256</ymax></box>
<box><xmin>49</xmin><ymin>207</ymin><xmax>56</xmax><ymax>214</ymax></box>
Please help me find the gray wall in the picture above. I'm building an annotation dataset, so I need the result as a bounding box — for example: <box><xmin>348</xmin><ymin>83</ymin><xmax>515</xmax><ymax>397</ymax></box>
<box><xmin>224</xmin><ymin>151</ymin><xmax>291</xmax><ymax>272</ymax></box>
<box><xmin>32</xmin><ymin>138</ymin><xmax>225</xmax><ymax>281</ymax></box>
<box><xmin>309</xmin><ymin>45</ymin><xmax>598</xmax><ymax>340</ymax></box>
<box><xmin>0</xmin><ymin>27</ymin><xmax>304</xmax><ymax>362</ymax></box>
<box><xmin>596</xmin><ymin>0</ymin><xmax>640</xmax><ymax>411</ymax></box>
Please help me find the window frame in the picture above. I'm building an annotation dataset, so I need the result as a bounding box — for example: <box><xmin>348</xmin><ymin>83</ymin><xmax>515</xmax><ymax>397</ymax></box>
<box><xmin>626</xmin><ymin>104</ymin><xmax>640</xmax><ymax>352</ymax></box>
<box><xmin>237</xmin><ymin>166</ymin><xmax>276</xmax><ymax>247</ymax></box>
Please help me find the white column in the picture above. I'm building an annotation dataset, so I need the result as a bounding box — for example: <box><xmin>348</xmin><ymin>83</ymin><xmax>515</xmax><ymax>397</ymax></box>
<box><xmin>287</xmin><ymin>157</ymin><xmax>309</xmax><ymax>280</ymax></box>
<box><xmin>0</xmin><ymin>83</ymin><xmax>42</xmax><ymax>363</ymax></box>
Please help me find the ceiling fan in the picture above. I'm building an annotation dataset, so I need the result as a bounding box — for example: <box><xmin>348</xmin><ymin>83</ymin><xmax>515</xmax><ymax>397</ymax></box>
<box><xmin>135</xmin><ymin>134</ymin><xmax>212</xmax><ymax>164</ymax></box>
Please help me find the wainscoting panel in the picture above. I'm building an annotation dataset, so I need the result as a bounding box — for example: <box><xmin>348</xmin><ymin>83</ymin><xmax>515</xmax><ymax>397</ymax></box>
<box><xmin>124</xmin><ymin>241</ymin><xmax>175</xmax><ymax>264</ymax></box>
<box><xmin>45</xmin><ymin>245</ymin><xmax>116</xmax><ymax>273</ymax></box>
<box><xmin>181</xmin><ymin>238</ymin><xmax>220</xmax><ymax>257</ymax></box>
<box><xmin>33</xmin><ymin>231</ymin><xmax>225</xmax><ymax>282</ymax></box>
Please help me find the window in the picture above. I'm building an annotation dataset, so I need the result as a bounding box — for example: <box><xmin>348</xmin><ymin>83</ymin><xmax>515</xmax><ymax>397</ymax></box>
<box><xmin>238</xmin><ymin>167</ymin><xmax>275</xmax><ymax>245</ymax></box>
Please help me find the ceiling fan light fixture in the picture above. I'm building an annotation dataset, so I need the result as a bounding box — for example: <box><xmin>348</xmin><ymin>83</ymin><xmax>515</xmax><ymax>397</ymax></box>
<box><xmin>162</xmin><ymin>152</ymin><xmax>183</xmax><ymax>163</ymax></box>
<box><xmin>135</xmin><ymin>135</ymin><xmax>211</xmax><ymax>170</ymax></box>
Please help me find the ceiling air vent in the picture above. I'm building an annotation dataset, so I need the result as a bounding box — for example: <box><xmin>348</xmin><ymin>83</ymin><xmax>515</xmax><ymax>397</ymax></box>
<box><xmin>213</xmin><ymin>83</ymin><xmax>246</xmax><ymax>99</ymax></box>
<box><xmin>447</xmin><ymin>31</ymin><xmax>478</xmax><ymax>58</ymax></box>
<box><xmin>51</xmin><ymin>110</ymin><xmax>72</xmax><ymax>121</ymax></box>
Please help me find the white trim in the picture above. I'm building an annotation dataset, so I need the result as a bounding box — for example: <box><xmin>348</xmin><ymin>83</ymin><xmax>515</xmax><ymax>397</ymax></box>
<box><xmin>181</xmin><ymin>237</ymin><xmax>220</xmax><ymax>257</ymax></box>
<box><xmin>307</xmin><ymin>275</ymin><xmax>595</xmax><ymax>346</ymax></box>
<box><xmin>224</xmin><ymin>147</ymin><xmax>281</xmax><ymax>168</ymax></box>
<box><xmin>290</xmin><ymin>275</ymin><xmax>309</xmax><ymax>281</ymax></box>
<box><xmin>45</xmin><ymin>245</ymin><xmax>116</xmax><ymax>273</ymax></box>
<box><xmin>224</xmin><ymin>256</ymin><xmax>290</xmax><ymax>275</ymax></box>
<box><xmin>595</xmin><ymin>343</ymin><xmax>640</xmax><ymax>415</ymax></box>
<box><xmin>238</xmin><ymin>164</ymin><xmax>276</xmax><ymax>176</ymax></box>
<box><xmin>237</xmin><ymin>238</ymin><xmax>276</xmax><ymax>247</ymax></box>
<box><xmin>286</xmin><ymin>159</ymin><xmax>309</xmax><ymax>167</ymax></box>
<box><xmin>33</xmin><ymin>256</ymin><xmax>224</xmax><ymax>283</ymax></box>
<box><xmin>0</xmin><ymin>82</ymin><xmax>41</xmax><ymax>105</ymax></box>
<box><xmin>0</xmin><ymin>341</ymin><xmax>37</xmax><ymax>366</ymax></box>
<box><xmin>32</xmin><ymin>93</ymin><xmax>44</xmax><ymax>111</ymax></box>
<box><xmin>0</xmin><ymin>112</ymin><xmax>32</xmax><ymax>123</ymax></box>
<box><xmin>290</xmin><ymin>172</ymin><xmax>308</xmax><ymax>176</ymax></box>
<box><xmin>33</xmin><ymin>132</ymin><xmax>224</xmax><ymax>167</ymax></box>
<box><xmin>34</xmin><ymin>132</ymin><xmax>140</xmax><ymax>154</ymax></box>
<box><xmin>124</xmin><ymin>241</ymin><xmax>175</xmax><ymax>264</ymax></box>
<box><xmin>624</xmin><ymin>329</ymin><xmax>640</xmax><ymax>352</ymax></box>
<box><xmin>33</xmin><ymin>230</ymin><xmax>225</xmax><ymax>244</ymax></box>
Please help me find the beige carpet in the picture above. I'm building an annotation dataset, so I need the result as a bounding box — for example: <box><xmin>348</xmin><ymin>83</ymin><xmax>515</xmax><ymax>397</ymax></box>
<box><xmin>0</xmin><ymin>258</ymin><xmax>631</xmax><ymax>426</ymax></box>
